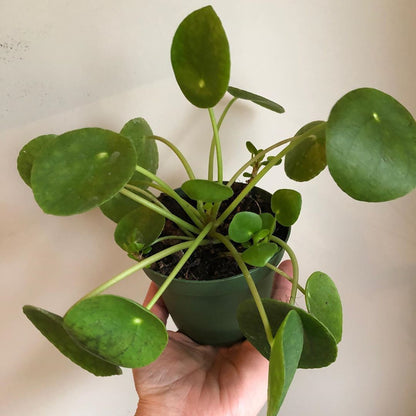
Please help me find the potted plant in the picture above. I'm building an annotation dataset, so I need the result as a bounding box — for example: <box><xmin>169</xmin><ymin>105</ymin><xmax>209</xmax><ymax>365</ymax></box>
<box><xmin>17</xmin><ymin>5</ymin><xmax>416</xmax><ymax>416</ymax></box>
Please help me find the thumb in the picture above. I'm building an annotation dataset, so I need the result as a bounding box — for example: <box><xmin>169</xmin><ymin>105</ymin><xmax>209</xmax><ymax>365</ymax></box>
<box><xmin>272</xmin><ymin>259</ymin><xmax>293</xmax><ymax>303</ymax></box>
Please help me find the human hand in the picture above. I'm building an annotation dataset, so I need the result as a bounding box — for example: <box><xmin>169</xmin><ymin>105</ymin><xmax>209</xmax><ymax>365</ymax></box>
<box><xmin>133</xmin><ymin>260</ymin><xmax>293</xmax><ymax>416</ymax></box>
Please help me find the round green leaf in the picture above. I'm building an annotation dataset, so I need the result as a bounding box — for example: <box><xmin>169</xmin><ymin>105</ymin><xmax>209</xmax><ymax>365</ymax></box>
<box><xmin>23</xmin><ymin>305</ymin><xmax>121</xmax><ymax>376</ymax></box>
<box><xmin>181</xmin><ymin>179</ymin><xmax>233</xmax><ymax>203</ymax></box>
<box><xmin>271</xmin><ymin>189</ymin><xmax>302</xmax><ymax>226</ymax></box>
<box><xmin>242</xmin><ymin>243</ymin><xmax>279</xmax><ymax>267</ymax></box>
<box><xmin>64</xmin><ymin>295</ymin><xmax>168</xmax><ymax>368</ymax></box>
<box><xmin>260</xmin><ymin>212</ymin><xmax>276</xmax><ymax>234</ymax></box>
<box><xmin>326</xmin><ymin>88</ymin><xmax>416</xmax><ymax>202</ymax></box>
<box><xmin>237</xmin><ymin>298</ymin><xmax>338</xmax><ymax>368</ymax></box>
<box><xmin>100</xmin><ymin>118</ymin><xmax>158</xmax><ymax>222</ymax></box>
<box><xmin>171</xmin><ymin>5</ymin><xmax>230</xmax><ymax>108</ymax></box>
<box><xmin>228</xmin><ymin>211</ymin><xmax>262</xmax><ymax>243</ymax></box>
<box><xmin>228</xmin><ymin>86</ymin><xmax>285</xmax><ymax>114</ymax></box>
<box><xmin>305</xmin><ymin>272</ymin><xmax>343</xmax><ymax>343</ymax></box>
<box><xmin>284</xmin><ymin>121</ymin><xmax>327</xmax><ymax>181</ymax></box>
<box><xmin>115</xmin><ymin>205</ymin><xmax>165</xmax><ymax>253</ymax></box>
<box><xmin>120</xmin><ymin>118</ymin><xmax>158</xmax><ymax>186</ymax></box>
<box><xmin>268</xmin><ymin>310</ymin><xmax>303</xmax><ymax>416</ymax></box>
<box><xmin>17</xmin><ymin>134</ymin><xmax>57</xmax><ymax>187</ymax></box>
<box><xmin>31</xmin><ymin>128</ymin><xmax>137</xmax><ymax>215</ymax></box>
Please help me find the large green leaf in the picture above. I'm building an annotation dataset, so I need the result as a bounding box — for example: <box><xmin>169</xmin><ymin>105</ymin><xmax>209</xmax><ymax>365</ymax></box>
<box><xmin>23</xmin><ymin>305</ymin><xmax>121</xmax><ymax>376</ymax></box>
<box><xmin>31</xmin><ymin>128</ymin><xmax>137</xmax><ymax>215</ymax></box>
<box><xmin>181</xmin><ymin>179</ymin><xmax>233</xmax><ymax>203</ymax></box>
<box><xmin>237</xmin><ymin>299</ymin><xmax>337</xmax><ymax>368</ymax></box>
<box><xmin>64</xmin><ymin>295</ymin><xmax>168</xmax><ymax>368</ymax></box>
<box><xmin>115</xmin><ymin>205</ymin><xmax>165</xmax><ymax>253</ymax></box>
<box><xmin>228</xmin><ymin>86</ymin><xmax>285</xmax><ymax>114</ymax></box>
<box><xmin>17</xmin><ymin>134</ymin><xmax>57</xmax><ymax>187</ymax></box>
<box><xmin>267</xmin><ymin>310</ymin><xmax>303</xmax><ymax>416</ymax></box>
<box><xmin>171</xmin><ymin>6</ymin><xmax>230</xmax><ymax>108</ymax></box>
<box><xmin>284</xmin><ymin>121</ymin><xmax>327</xmax><ymax>181</ymax></box>
<box><xmin>305</xmin><ymin>272</ymin><xmax>342</xmax><ymax>343</ymax></box>
<box><xmin>100</xmin><ymin>118</ymin><xmax>158</xmax><ymax>222</ymax></box>
<box><xmin>228</xmin><ymin>211</ymin><xmax>262</xmax><ymax>243</ymax></box>
<box><xmin>271</xmin><ymin>189</ymin><xmax>302</xmax><ymax>227</ymax></box>
<box><xmin>326</xmin><ymin>88</ymin><xmax>416</xmax><ymax>201</ymax></box>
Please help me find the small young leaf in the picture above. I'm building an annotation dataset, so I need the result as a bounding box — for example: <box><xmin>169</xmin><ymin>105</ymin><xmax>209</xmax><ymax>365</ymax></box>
<box><xmin>171</xmin><ymin>6</ymin><xmax>230</xmax><ymax>108</ymax></box>
<box><xmin>242</xmin><ymin>242</ymin><xmax>279</xmax><ymax>267</ymax></box>
<box><xmin>31</xmin><ymin>128</ymin><xmax>137</xmax><ymax>216</ymax></box>
<box><xmin>181</xmin><ymin>179</ymin><xmax>233</xmax><ymax>203</ymax></box>
<box><xmin>268</xmin><ymin>310</ymin><xmax>303</xmax><ymax>416</ymax></box>
<box><xmin>246</xmin><ymin>141</ymin><xmax>258</xmax><ymax>155</ymax></box>
<box><xmin>228</xmin><ymin>86</ymin><xmax>285</xmax><ymax>114</ymax></box>
<box><xmin>64</xmin><ymin>295</ymin><xmax>168</xmax><ymax>368</ymax></box>
<box><xmin>284</xmin><ymin>120</ymin><xmax>327</xmax><ymax>182</ymax></box>
<box><xmin>252</xmin><ymin>229</ymin><xmax>271</xmax><ymax>244</ymax></box>
<box><xmin>305</xmin><ymin>272</ymin><xmax>343</xmax><ymax>343</ymax></box>
<box><xmin>228</xmin><ymin>211</ymin><xmax>262</xmax><ymax>243</ymax></box>
<box><xmin>326</xmin><ymin>88</ymin><xmax>416</xmax><ymax>201</ymax></box>
<box><xmin>237</xmin><ymin>298</ymin><xmax>337</xmax><ymax>368</ymax></box>
<box><xmin>17</xmin><ymin>134</ymin><xmax>57</xmax><ymax>187</ymax></box>
<box><xmin>23</xmin><ymin>305</ymin><xmax>122</xmax><ymax>376</ymax></box>
<box><xmin>115</xmin><ymin>205</ymin><xmax>165</xmax><ymax>253</ymax></box>
<box><xmin>271</xmin><ymin>189</ymin><xmax>302</xmax><ymax>226</ymax></box>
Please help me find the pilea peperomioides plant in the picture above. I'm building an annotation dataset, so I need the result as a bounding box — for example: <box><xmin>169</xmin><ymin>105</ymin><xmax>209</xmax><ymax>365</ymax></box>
<box><xmin>17</xmin><ymin>6</ymin><xmax>416</xmax><ymax>416</ymax></box>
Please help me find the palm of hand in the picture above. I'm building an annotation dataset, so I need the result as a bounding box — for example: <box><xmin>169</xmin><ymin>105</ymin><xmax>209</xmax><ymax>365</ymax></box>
<box><xmin>134</xmin><ymin>331</ymin><xmax>269</xmax><ymax>416</ymax></box>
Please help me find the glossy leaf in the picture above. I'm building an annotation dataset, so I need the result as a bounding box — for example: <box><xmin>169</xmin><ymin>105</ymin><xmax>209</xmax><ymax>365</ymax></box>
<box><xmin>181</xmin><ymin>179</ymin><xmax>233</xmax><ymax>203</ymax></box>
<box><xmin>171</xmin><ymin>6</ymin><xmax>230</xmax><ymax>108</ymax></box>
<box><xmin>242</xmin><ymin>243</ymin><xmax>279</xmax><ymax>267</ymax></box>
<box><xmin>100</xmin><ymin>118</ymin><xmax>158</xmax><ymax>222</ymax></box>
<box><xmin>115</xmin><ymin>205</ymin><xmax>165</xmax><ymax>253</ymax></box>
<box><xmin>260</xmin><ymin>212</ymin><xmax>276</xmax><ymax>235</ymax></box>
<box><xmin>237</xmin><ymin>298</ymin><xmax>337</xmax><ymax>368</ymax></box>
<box><xmin>23</xmin><ymin>305</ymin><xmax>122</xmax><ymax>376</ymax></box>
<box><xmin>305</xmin><ymin>272</ymin><xmax>342</xmax><ymax>343</ymax></box>
<box><xmin>31</xmin><ymin>128</ymin><xmax>137</xmax><ymax>215</ymax></box>
<box><xmin>17</xmin><ymin>134</ymin><xmax>57</xmax><ymax>187</ymax></box>
<box><xmin>228</xmin><ymin>211</ymin><xmax>262</xmax><ymax>243</ymax></box>
<box><xmin>228</xmin><ymin>86</ymin><xmax>285</xmax><ymax>114</ymax></box>
<box><xmin>271</xmin><ymin>189</ymin><xmax>302</xmax><ymax>226</ymax></box>
<box><xmin>326</xmin><ymin>88</ymin><xmax>416</xmax><ymax>201</ymax></box>
<box><xmin>64</xmin><ymin>295</ymin><xmax>168</xmax><ymax>368</ymax></box>
<box><xmin>284</xmin><ymin>121</ymin><xmax>327</xmax><ymax>181</ymax></box>
<box><xmin>268</xmin><ymin>310</ymin><xmax>303</xmax><ymax>416</ymax></box>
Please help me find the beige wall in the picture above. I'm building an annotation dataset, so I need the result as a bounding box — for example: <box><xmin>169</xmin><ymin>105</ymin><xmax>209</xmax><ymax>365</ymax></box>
<box><xmin>1</xmin><ymin>1</ymin><xmax>415</xmax><ymax>415</ymax></box>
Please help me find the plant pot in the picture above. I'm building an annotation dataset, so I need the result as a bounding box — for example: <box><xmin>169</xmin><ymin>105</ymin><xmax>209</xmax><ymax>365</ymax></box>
<box><xmin>144</xmin><ymin>185</ymin><xmax>290</xmax><ymax>346</ymax></box>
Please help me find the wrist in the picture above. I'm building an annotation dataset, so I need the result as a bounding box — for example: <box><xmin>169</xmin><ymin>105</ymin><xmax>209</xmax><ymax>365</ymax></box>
<box><xmin>135</xmin><ymin>398</ymin><xmax>184</xmax><ymax>416</ymax></box>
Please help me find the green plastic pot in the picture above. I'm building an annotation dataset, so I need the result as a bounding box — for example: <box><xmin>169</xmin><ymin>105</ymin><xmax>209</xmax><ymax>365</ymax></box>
<box><xmin>144</xmin><ymin>186</ymin><xmax>290</xmax><ymax>346</ymax></box>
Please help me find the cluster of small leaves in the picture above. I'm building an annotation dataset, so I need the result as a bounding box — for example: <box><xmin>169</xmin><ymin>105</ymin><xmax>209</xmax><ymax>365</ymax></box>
<box><xmin>228</xmin><ymin>189</ymin><xmax>301</xmax><ymax>267</ymax></box>
<box><xmin>243</xmin><ymin>141</ymin><xmax>282</xmax><ymax>182</ymax></box>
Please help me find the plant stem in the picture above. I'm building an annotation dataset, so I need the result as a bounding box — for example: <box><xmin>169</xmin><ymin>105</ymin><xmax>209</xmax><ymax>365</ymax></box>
<box><xmin>120</xmin><ymin>188</ymin><xmax>200</xmax><ymax>235</ymax></box>
<box><xmin>270</xmin><ymin>236</ymin><xmax>299</xmax><ymax>305</ymax></box>
<box><xmin>124</xmin><ymin>184</ymin><xmax>165</xmax><ymax>207</ymax></box>
<box><xmin>208</xmin><ymin>97</ymin><xmax>238</xmax><ymax>180</ymax></box>
<box><xmin>266</xmin><ymin>263</ymin><xmax>305</xmax><ymax>295</ymax></box>
<box><xmin>213</xmin><ymin>232</ymin><xmax>274</xmax><ymax>346</ymax></box>
<box><xmin>146</xmin><ymin>223</ymin><xmax>213</xmax><ymax>310</ymax></box>
<box><xmin>78</xmin><ymin>241</ymin><xmax>195</xmax><ymax>301</ymax></box>
<box><xmin>208</xmin><ymin>108</ymin><xmax>223</xmax><ymax>183</ymax></box>
<box><xmin>152</xmin><ymin>135</ymin><xmax>196</xmax><ymax>180</ymax></box>
<box><xmin>133</xmin><ymin>166</ymin><xmax>204</xmax><ymax>228</ymax></box>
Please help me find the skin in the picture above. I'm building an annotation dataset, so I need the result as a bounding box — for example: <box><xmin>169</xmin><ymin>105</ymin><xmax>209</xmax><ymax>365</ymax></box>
<box><xmin>133</xmin><ymin>260</ymin><xmax>293</xmax><ymax>416</ymax></box>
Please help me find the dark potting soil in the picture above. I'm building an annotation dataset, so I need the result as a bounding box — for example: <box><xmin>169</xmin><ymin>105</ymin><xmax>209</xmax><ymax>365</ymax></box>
<box><xmin>146</xmin><ymin>182</ymin><xmax>289</xmax><ymax>281</ymax></box>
